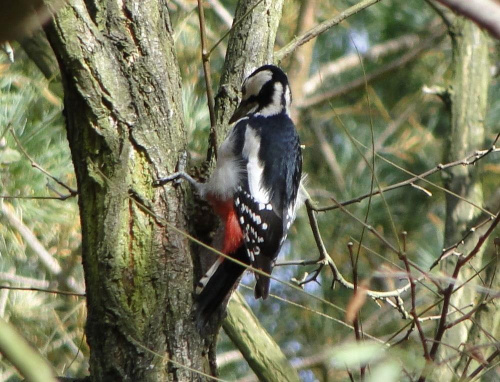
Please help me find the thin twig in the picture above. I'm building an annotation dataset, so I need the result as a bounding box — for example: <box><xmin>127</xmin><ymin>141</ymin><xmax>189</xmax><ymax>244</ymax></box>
<box><xmin>0</xmin><ymin>285</ymin><xmax>85</xmax><ymax>297</ymax></box>
<box><xmin>275</xmin><ymin>0</ymin><xmax>383</xmax><ymax>63</ymax></box>
<box><xmin>0</xmin><ymin>194</ymin><xmax>75</xmax><ymax>200</ymax></box>
<box><xmin>9</xmin><ymin>127</ymin><xmax>77</xmax><ymax>196</ymax></box>
<box><xmin>297</xmin><ymin>29</ymin><xmax>444</xmax><ymax>108</ymax></box>
<box><xmin>431</xmin><ymin>215</ymin><xmax>497</xmax><ymax>269</ymax></box>
<box><xmin>466</xmin><ymin>349</ymin><xmax>500</xmax><ymax>380</ymax></box>
<box><xmin>400</xmin><ymin>250</ymin><xmax>431</xmax><ymax>360</ymax></box>
<box><xmin>314</xmin><ymin>140</ymin><xmax>499</xmax><ymax>215</ymax></box>
<box><xmin>207</xmin><ymin>0</ymin><xmax>266</xmax><ymax>58</ymax></box>
<box><xmin>305</xmin><ymin>199</ymin><xmax>413</xmax><ymax>301</ymax></box>
<box><xmin>197</xmin><ymin>0</ymin><xmax>217</xmax><ymax>161</ymax></box>
<box><xmin>425</xmin><ymin>213</ymin><xmax>500</xmax><ymax>372</ymax></box>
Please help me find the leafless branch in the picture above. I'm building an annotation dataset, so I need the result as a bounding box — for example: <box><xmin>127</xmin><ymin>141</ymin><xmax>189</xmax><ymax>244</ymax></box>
<box><xmin>0</xmin><ymin>285</ymin><xmax>85</xmax><ymax>297</ymax></box>
<box><xmin>0</xmin><ymin>202</ymin><xmax>84</xmax><ymax>294</ymax></box>
<box><xmin>304</xmin><ymin>32</ymin><xmax>424</xmax><ymax>95</ymax></box>
<box><xmin>275</xmin><ymin>0</ymin><xmax>383</xmax><ymax>63</ymax></box>
<box><xmin>400</xmin><ymin>250</ymin><xmax>431</xmax><ymax>360</ymax></box>
<box><xmin>314</xmin><ymin>139</ymin><xmax>499</xmax><ymax>214</ymax></box>
<box><xmin>430</xmin><ymin>215</ymin><xmax>498</xmax><ymax>269</ymax></box>
<box><xmin>304</xmin><ymin>199</ymin><xmax>415</xmax><ymax>303</ymax></box>
<box><xmin>0</xmin><ymin>194</ymin><xmax>75</xmax><ymax>200</ymax></box>
<box><xmin>297</xmin><ymin>29</ymin><xmax>445</xmax><ymax>108</ymax></box>
<box><xmin>424</xmin><ymin>212</ymin><xmax>500</xmax><ymax>373</ymax></box>
<box><xmin>197</xmin><ymin>0</ymin><xmax>217</xmax><ymax>161</ymax></box>
<box><xmin>466</xmin><ymin>349</ymin><xmax>500</xmax><ymax>379</ymax></box>
<box><xmin>9</xmin><ymin>127</ymin><xmax>77</xmax><ymax>196</ymax></box>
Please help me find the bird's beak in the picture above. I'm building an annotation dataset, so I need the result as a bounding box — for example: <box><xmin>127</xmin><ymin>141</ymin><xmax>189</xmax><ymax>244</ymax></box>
<box><xmin>229</xmin><ymin>100</ymin><xmax>258</xmax><ymax>124</ymax></box>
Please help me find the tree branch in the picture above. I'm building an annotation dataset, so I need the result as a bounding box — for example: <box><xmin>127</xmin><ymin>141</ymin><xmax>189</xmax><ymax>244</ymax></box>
<box><xmin>297</xmin><ymin>29</ymin><xmax>445</xmax><ymax>108</ymax></box>
<box><xmin>223</xmin><ymin>292</ymin><xmax>300</xmax><ymax>382</ymax></box>
<box><xmin>0</xmin><ymin>318</ymin><xmax>57</xmax><ymax>382</ymax></box>
<box><xmin>434</xmin><ymin>0</ymin><xmax>500</xmax><ymax>39</ymax></box>
<box><xmin>304</xmin><ymin>31</ymin><xmax>426</xmax><ymax>95</ymax></box>
<box><xmin>275</xmin><ymin>0</ymin><xmax>383</xmax><ymax>63</ymax></box>
<box><xmin>314</xmin><ymin>138</ymin><xmax>499</xmax><ymax>214</ymax></box>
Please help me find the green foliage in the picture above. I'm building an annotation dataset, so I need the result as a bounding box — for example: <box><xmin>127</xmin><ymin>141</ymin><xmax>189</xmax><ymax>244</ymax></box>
<box><xmin>0</xmin><ymin>49</ymin><xmax>86</xmax><ymax>381</ymax></box>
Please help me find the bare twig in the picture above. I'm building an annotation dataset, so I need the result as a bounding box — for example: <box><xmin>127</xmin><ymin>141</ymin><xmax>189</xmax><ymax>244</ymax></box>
<box><xmin>466</xmin><ymin>349</ymin><xmax>500</xmax><ymax>380</ymax></box>
<box><xmin>275</xmin><ymin>0</ymin><xmax>383</xmax><ymax>63</ymax></box>
<box><xmin>297</xmin><ymin>29</ymin><xmax>444</xmax><ymax>108</ymax></box>
<box><xmin>430</xmin><ymin>216</ymin><xmax>497</xmax><ymax>269</ymax></box>
<box><xmin>197</xmin><ymin>0</ymin><xmax>217</xmax><ymax>161</ymax></box>
<box><xmin>0</xmin><ymin>194</ymin><xmax>75</xmax><ymax>200</ymax></box>
<box><xmin>314</xmin><ymin>140</ymin><xmax>499</xmax><ymax>214</ymax></box>
<box><xmin>0</xmin><ymin>285</ymin><xmax>84</xmax><ymax>297</ymax></box>
<box><xmin>304</xmin><ymin>32</ymin><xmax>424</xmax><ymax>95</ymax></box>
<box><xmin>425</xmin><ymin>213</ymin><xmax>500</xmax><ymax>372</ymax></box>
<box><xmin>400</xmin><ymin>249</ymin><xmax>431</xmax><ymax>360</ymax></box>
<box><xmin>305</xmin><ymin>199</ymin><xmax>414</xmax><ymax>302</ymax></box>
<box><xmin>0</xmin><ymin>203</ymin><xmax>83</xmax><ymax>294</ymax></box>
<box><xmin>9</xmin><ymin>128</ymin><xmax>77</xmax><ymax>196</ymax></box>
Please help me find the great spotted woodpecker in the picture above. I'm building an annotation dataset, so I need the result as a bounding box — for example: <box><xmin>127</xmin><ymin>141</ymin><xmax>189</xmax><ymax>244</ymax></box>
<box><xmin>158</xmin><ymin>65</ymin><xmax>303</xmax><ymax>320</ymax></box>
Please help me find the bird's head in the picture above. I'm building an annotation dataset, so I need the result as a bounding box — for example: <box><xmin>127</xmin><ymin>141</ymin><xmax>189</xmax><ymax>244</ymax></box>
<box><xmin>229</xmin><ymin>65</ymin><xmax>292</xmax><ymax>124</ymax></box>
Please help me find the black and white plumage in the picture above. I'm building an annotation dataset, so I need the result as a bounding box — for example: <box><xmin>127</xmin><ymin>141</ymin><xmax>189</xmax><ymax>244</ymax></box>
<box><xmin>160</xmin><ymin>65</ymin><xmax>303</xmax><ymax>320</ymax></box>
<box><xmin>200</xmin><ymin>64</ymin><xmax>303</xmax><ymax>304</ymax></box>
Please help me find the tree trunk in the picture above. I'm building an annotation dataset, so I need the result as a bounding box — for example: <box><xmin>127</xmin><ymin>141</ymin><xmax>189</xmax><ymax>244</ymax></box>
<box><xmin>440</xmin><ymin>16</ymin><xmax>490</xmax><ymax>381</ymax></box>
<box><xmin>46</xmin><ymin>1</ymin><xmax>207</xmax><ymax>380</ymax></box>
<box><xmin>44</xmin><ymin>0</ymin><xmax>291</xmax><ymax>380</ymax></box>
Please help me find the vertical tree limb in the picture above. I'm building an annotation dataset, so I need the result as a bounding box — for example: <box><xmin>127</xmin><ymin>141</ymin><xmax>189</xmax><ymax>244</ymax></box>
<box><xmin>213</xmin><ymin>0</ymin><xmax>284</xmax><ymax>147</ymax></box>
<box><xmin>45</xmin><ymin>0</ymin><xmax>207</xmax><ymax>380</ymax></box>
<box><xmin>439</xmin><ymin>15</ymin><xmax>491</xmax><ymax>381</ymax></box>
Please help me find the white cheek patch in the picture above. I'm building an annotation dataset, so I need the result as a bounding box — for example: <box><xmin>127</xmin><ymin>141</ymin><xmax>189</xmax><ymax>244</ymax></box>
<box><xmin>243</xmin><ymin>70</ymin><xmax>273</xmax><ymax>100</ymax></box>
<box><xmin>242</xmin><ymin>127</ymin><xmax>271</xmax><ymax>203</ymax></box>
<box><xmin>257</xmin><ymin>82</ymin><xmax>284</xmax><ymax>117</ymax></box>
<box><xmin>284</xmin><ymin>85</ymin><xmax>292</xmax><ymax>115</ymax></box>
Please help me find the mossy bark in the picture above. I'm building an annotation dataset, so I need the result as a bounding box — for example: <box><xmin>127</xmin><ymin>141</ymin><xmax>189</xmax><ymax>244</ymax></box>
<box><xmin>46</xmin><ymin>1</ymin><xmax>207</xmax><ymax>380</ymax></box>
<box><xmin>44</xmin><ymin>0</ymin><xmax>295</xmax><ymax>379</ymax></box>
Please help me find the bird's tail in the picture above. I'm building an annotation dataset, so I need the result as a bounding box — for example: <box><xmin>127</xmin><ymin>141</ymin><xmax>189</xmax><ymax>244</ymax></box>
<box><xmin>195</xmin><ymin>245</ymin><xmax>250</xmax><ymax>324</ymax></box>
<box><xmin>253</xmin><ymin>255</ymin><xmax>273</xmax><ymax>300</ymax></box>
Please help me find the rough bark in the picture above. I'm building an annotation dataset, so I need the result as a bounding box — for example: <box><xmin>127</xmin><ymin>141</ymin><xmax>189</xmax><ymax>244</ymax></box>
<box><xmin>213</xmin><ymin>0</ymin><xmax>284</xmax><ymax>150</ymax></box>
<box><xmin>45</xmin><ymin>1</ymin><xmax>208</xmax><ymax>380</ymax></box>
<box><xmin>440</xmin><ymin>16</ymin><xmax>491</xmax><ymax>381</ymax></box>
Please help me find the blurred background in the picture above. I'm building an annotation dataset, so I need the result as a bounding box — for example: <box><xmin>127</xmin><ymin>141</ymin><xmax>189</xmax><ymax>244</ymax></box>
<box><xmin>0</xmin><ymin>0</ymin><xmax>498</xmax><ymax>380</ymax></box>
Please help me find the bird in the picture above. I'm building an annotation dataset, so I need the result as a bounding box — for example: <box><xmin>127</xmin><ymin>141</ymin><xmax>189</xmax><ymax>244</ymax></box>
<box><xmin>157</xmin><ymin>65</ymin><xmax>303</xmax><ymax>321</ymax></box>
